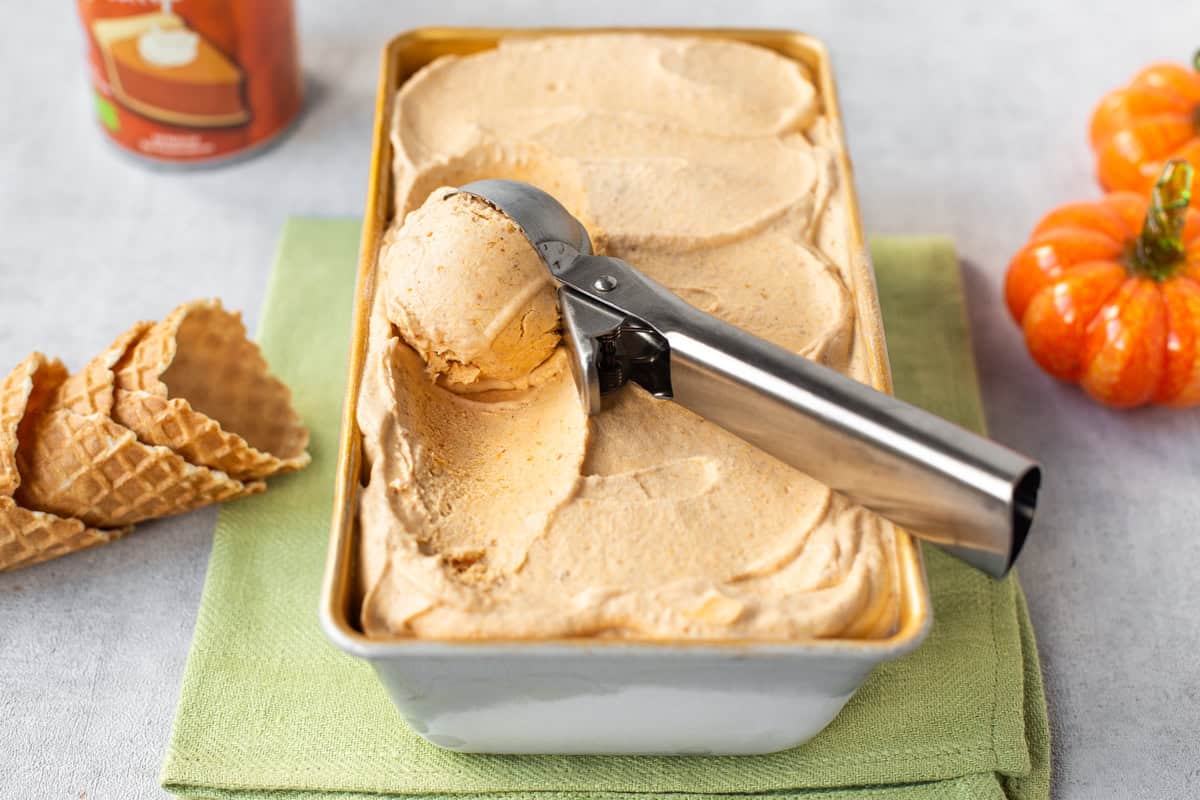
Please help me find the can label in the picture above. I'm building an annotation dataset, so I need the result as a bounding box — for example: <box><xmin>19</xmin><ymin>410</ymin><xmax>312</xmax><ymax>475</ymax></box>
<box><xmin>77</xmin><ymin>0</ymin><xmax>302</xmax><ymax>163</ymax></box>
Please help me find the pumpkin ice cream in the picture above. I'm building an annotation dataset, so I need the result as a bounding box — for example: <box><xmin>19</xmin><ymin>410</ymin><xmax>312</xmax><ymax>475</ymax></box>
<box><xmin>357</xmin><ymin>34</ymin><xmax>901</xmax><ymax>640</ymax></box>
<box><xmin>380</xmin><ymin>192</ymin><xmax>561</xmax><ymax>394</ymax></box>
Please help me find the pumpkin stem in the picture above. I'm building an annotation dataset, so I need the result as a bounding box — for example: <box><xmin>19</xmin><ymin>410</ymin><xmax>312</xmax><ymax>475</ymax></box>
<box><xmin>1134</xmin><ymin>159</ymin><xmax>1194</xmax><ymax>280</ymax></box>
<box><xmin>1194</xmin><ymin>49</ymin><xmax>1200</xmax><ymax>72</ymax></box>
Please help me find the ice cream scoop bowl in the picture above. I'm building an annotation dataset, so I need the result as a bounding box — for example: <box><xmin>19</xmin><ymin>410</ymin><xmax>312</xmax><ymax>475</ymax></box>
<box><xmin>453</xmin><ymin>179</ymin><xmax>1041</xmax><ymax>579</ymax></box>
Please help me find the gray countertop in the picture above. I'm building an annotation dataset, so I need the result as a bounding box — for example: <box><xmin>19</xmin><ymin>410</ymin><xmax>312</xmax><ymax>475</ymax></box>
<box><xmin>2</xmin><ymin>1</ymin><xmax>1199</xmax><ymax>797</ymax></box>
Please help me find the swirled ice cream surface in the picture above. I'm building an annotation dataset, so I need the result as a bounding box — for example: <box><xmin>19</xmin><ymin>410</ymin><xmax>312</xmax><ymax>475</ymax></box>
<box><xmin>357</xmin><ymin>34</ymin><xmax>901</xmax><ymax>640</ymax></box>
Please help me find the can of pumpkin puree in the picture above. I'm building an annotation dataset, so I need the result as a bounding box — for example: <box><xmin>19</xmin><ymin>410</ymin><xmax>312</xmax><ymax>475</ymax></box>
<box><xmin>77</xmin><ymin>0</ymin><xmax>303</xmax><ymax>165</ymax></box>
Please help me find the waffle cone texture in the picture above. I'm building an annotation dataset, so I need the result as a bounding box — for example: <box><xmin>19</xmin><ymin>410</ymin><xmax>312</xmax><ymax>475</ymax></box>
<box><xmin>1</xmin><ymin>299</ymin><xmax>309</xmax><ymax>571</ymax></box>
<box><xmin>0</xmin><ymin>353</ymin><xmax>129</xmax><ymax>570</ymax></box>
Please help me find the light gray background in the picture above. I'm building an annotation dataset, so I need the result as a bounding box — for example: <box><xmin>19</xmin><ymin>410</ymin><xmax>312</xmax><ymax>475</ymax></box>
<box><xmin>2</xmin><ymin>1</ymin><xmax>1198</xmax><ymax>798</ymax></box>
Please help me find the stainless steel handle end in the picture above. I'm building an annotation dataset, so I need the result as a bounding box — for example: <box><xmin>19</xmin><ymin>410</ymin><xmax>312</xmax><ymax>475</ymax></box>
<box><xmin>939</xmin><ymin>462</ymin><xmax>1040</xmax><ymax>578</ymax></box>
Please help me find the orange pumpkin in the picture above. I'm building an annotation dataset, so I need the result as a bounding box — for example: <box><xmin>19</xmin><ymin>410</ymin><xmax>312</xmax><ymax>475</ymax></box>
<box><xmin>1005</xmin><ymin>160</ymin><xmax>1200</xmax><ymax>408</ymax></box>
<box><xmin>1091</xmin><ymin>52</ymin><xmax>1200</xmax><ymax>193</ymax></box>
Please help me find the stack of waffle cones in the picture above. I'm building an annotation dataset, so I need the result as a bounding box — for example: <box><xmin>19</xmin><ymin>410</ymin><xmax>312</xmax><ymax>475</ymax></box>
<box><xmin>0</xmin><ymin>300</ymin><xmax>309</xmax><ymax>571</ymax></box>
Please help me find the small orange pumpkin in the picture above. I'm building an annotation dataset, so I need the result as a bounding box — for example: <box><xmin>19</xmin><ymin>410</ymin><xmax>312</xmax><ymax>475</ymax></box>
<box><xmin>1005</xmin><ymin>160</ymin><xmax>1200</xmax><ymax>408</ymax></box>
<box><xmin>1091</xmin><ymin>52</ymin><xmax>1200</xmax><ymax>193</ymax></box>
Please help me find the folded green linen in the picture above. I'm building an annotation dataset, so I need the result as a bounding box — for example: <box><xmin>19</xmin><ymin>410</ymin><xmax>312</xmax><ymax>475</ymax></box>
<box><xmin>160</xmin><ymin>221</ymin><xmax>1049</xmax><ymax>800</ymax></box>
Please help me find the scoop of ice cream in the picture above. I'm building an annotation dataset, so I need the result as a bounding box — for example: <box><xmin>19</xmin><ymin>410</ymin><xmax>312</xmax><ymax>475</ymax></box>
<box><xmin>380</xmin><ymin>188</ymin><xmax>561</xmax><ymax>393</ymax></box>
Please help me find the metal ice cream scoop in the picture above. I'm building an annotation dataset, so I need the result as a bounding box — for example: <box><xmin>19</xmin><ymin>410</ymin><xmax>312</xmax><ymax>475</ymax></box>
<box><xmin>452</xmin><ymin>179</ymin><xmax>1041</xmax><ymax>578</ymax></box>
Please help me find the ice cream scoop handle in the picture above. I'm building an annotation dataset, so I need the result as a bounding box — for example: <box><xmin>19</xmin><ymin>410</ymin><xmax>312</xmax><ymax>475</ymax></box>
<box><xmin>661</xmin><ymin>311</ymin><xmax>1040</xmax><ymax>578</ymax></box>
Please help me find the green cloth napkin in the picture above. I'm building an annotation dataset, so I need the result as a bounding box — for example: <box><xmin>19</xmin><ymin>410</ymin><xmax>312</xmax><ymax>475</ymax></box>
<box><xmin>160</xmin><ymin>221</ymin><xmax>1049</xmax><ymax>800</ymax></box>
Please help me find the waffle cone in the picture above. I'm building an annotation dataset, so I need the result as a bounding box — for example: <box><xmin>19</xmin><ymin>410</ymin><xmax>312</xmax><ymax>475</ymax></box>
<box><xmin>52</xmin><ymin>322</ymin><xmax>153</xmax><ymax>415</ymax></box>
<box><xmin>15</xmin><ymin>407</ymin><xmax>265</xmax><ymax>529</ymax></box>
<box><xmin>1</xmin><ymin>353</ymin><xmax>66</xmax><ymax>495</ymax></box>
<box><xmin>0</xmin><ymin>496</ymin><xmax>129</xmax><ymax>571</ymax></box>
<box><xmin>113</xmin><ymin>299</ymin><xmax>309</xmax><ymax>481</ymax></box>
<box><xmin>0</xmin><ymin>353</ymin><xmax>128</xmax><ymax>572</ymax></box>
